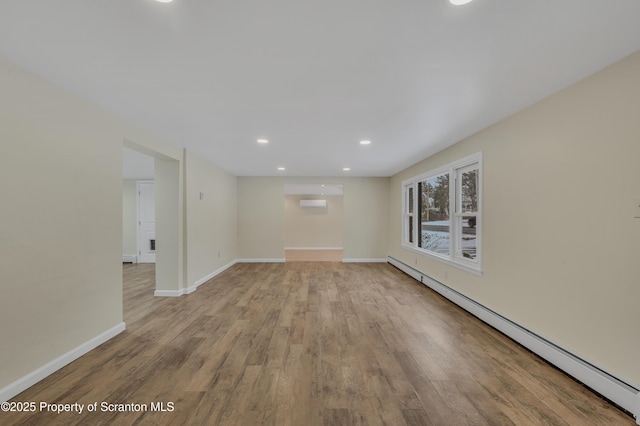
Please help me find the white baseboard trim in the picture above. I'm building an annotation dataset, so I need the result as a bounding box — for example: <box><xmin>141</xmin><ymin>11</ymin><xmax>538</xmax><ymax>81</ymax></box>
<box><xmin>284</xmin><ymin>247</ymin><xmax>343</xmax><ymax>250</ymax></box>
<box><xmin>388</xmin><ymin>256</ymin><xmax>640</xmax><ymax>423</ymax></box>
<box><xmin>154</xmin><ymin>289</ymin><xmax>183</xmax><ymax>297</ymax></box>
<box><xmin>193</xmin><ymin>260</ymin><xmax>238</xmax><ymax>289</ymax></box>
<box><xmin>237</xmin><ymin>258</ymin><xmax>285</xmax><ymax>263</ymax></box>
<box><xmin>156</xmin><ymin>260</ymin><xmax>239</xmax><ymax>297</ymax></box>
<box><xmin>343</xmin><ymin>258</ymin><xmax>388</xmax><ymax>263</ymax></box>
<box><xmin>184</xmin><ymin>285</ymin><xmax>197</xmax><ymax>295</ymax></box>
<box><xmin>122</xmin><ymin>254</ymin><xmax>137</xmax><ymax>263</ymax></box>
<box><xmin>0</xmin><ymin>322</ymin><xmax>126</xmax><ymax>403</ymax></box>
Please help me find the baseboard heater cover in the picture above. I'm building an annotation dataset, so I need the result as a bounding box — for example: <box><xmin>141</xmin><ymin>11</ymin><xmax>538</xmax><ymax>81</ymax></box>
<box><xmin>387</xmin><ymin>256</ymin><xmax>640</xmax><ymax>423</ymax></box>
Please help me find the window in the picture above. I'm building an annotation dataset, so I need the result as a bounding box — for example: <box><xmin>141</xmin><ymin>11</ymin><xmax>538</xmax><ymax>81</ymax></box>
<box><xmin>402</xmin><ymin>153</ymin><xmax>482</xmax><ymax>273</ymax></box>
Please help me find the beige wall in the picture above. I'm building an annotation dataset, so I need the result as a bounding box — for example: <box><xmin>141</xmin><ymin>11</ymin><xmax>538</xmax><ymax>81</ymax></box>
<box><xmin>343</xmin><ymin>178</ymin><xmax>390</xmax><ymax>261</ymax></box>
<box><xmin>239</xmin><ymin>177</ymin><xmax>389</xmax><ymax>261</ymax></box>
<box><xmin>155</xmin><ymin>157</ymin><xmax>182</xmax><ymax>292</ymax></box>
<box><xmin>122</xmin><ymin>179</ymin><xmax>138</xmax><ymax>256</ymax></box>
<box><xmin>185</xmin><ymin>151</ymin><xmax>237</xmax><ymax>287</ymax></box>
<box><xmin>389</xmin><ymin>51</ymin><xmax>640</xmax><ymax>388</ymax></box>
<box><xmin>285</xmin><ymin>195</ymin><xmax>343</xmax><ymax>248</ymax></box>
<box><xmin>1</xmin><ymin>56</ymin><xmax>127</xmax><ymax>389</ymax></box>
<box><xmin>237</xmin><ymin>177</ymin><xmax>286</xmax><ymax>260</ymax></box>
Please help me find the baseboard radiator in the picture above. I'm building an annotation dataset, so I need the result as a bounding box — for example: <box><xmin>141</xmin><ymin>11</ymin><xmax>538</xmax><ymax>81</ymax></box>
<box><xmin>122</xmin><ymin>255</ymin><xmax>137</xmax><ymax>263</ymax></box>
<box><xmin>387</xmin><ymin>256</ymin><xmax>640</xmax><ymax>424</ymax></box>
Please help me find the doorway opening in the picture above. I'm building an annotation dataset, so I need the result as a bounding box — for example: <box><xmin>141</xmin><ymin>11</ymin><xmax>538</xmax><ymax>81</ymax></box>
<box><xmin>123</xmin><ymin>147</ymin><xmax>155</xmax><ymax>264</ymax></box>
<box><xmin>122</xmin><ymin>142</ymin><xmax>182</xmax><ymax>296</ymax></box>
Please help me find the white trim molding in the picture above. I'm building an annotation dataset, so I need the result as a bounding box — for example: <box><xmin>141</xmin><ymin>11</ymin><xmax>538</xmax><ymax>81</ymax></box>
<box><xmin>284</xmin><ymin>247</ymin><xmax>343</xmax><ymax>250</ymax></box>
<box><xmin>154</xmin><ymin>289</ymin><xmax>183</xmax><ymax>297</ymax></box>
<box><xmin>388</xmin><ymin>256</ymin><xmax>640</xmax><ymax>422</ymax></box>
<box><xmin>0</xmin><ymin>322</ymin><xmax>126</xmax><ymax>403</ymax></box>
<box><xmin>237</xmin><ymin>258</ymin><xmax>285</xmax><ymax>263</ymax></box>
<box><xmin>193</xmin><ymin>260</ymin><xmax>238</xmax><ymax>289</ymax></box>
<box><xmin>122</xmin><ymin>254</ymin><xmax>137</xmax><ymax>263</ymax></box>
<box><xmin>342</xmin><ymin>258</ymin><xmax>388</xmax><ymax>263</ymax></box>
<box><xmin>156</xmin><ymin>260</ymin><xmax>239</xmax><ymax>297</ymax></box>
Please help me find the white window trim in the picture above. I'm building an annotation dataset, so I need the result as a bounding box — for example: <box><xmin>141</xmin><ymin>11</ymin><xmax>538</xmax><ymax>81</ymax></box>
<box><xmin>401</xmin><ymin>152</ymin><xmax>482</xmax><ymax>275</ymax></box>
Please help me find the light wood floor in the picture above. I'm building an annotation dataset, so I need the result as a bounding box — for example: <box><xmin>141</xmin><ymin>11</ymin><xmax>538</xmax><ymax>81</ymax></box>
<box><xmin>6</xmin><ymin>262</ymin><xmax>634</xmax><ymax>425</ymax></box>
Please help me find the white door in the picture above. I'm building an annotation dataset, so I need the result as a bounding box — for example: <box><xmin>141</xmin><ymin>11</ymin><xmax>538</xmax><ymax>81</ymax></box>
<box><xmin>137</xmin><ymin>181</ymin><xmax>156</xmax><ymax>263</ymax></box>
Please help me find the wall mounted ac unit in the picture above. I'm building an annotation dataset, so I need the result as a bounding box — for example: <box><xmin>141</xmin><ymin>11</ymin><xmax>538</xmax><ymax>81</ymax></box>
<box><xmin>300</xmin><ymin>199</ymin><xmax>327</xmax><ymax>208</ymax></box>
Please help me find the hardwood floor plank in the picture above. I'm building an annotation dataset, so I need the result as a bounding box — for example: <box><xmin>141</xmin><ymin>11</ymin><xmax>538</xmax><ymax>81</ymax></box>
<box><xmin>401</xmin><ymin>408</ymin><xmax>432</xmax><ymax>426</ymax></box>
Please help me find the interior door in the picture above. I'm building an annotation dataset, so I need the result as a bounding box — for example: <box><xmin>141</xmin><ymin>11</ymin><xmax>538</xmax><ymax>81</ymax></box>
<box><xmin>137</xmin><ymin>181</ymin><xmax>156</xmax><ymax>263</ymax></box>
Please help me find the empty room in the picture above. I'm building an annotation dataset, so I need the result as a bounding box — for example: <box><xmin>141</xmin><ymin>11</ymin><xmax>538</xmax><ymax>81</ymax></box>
<box><xmin>1</xmin><ymin>1</ymin><xmax>639</xmax><ymax>425</ymax></box>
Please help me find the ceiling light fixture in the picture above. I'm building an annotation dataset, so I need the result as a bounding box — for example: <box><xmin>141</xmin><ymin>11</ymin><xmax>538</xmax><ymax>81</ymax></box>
<box><xmin>257</xmin><ymin>139</ymin><xmax>268</xmax><ymax>144</ymax></box>
<box><xmin>277</xmin><ymin>167</ymin><xmax>285</xmax><ymax>171</ymax></box>
<box><xmin>449</xmin><ymin>0</ymin><xmax>472</xmax><ymax>5</ymax></box>
<box><xmin>155</xmin><ymin>0</ymin><xmax>173</xmax><ymax>3</ymax></box>
<box><xmin>343</xmin><ymin>168</ymin><xmax>351</xmax><ymax>172</ymax></box>
<box><xmin>360</xmin><ymin>140</ymin><xmax>371</xmax><ymax>145</ymax></box>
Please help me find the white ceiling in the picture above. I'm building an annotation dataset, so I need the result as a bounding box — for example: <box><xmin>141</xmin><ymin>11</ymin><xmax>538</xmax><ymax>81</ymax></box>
<box><xmin>2</xmin><ymin>1</ymin><xmax>639</xmax><ymax>177</ymax></box>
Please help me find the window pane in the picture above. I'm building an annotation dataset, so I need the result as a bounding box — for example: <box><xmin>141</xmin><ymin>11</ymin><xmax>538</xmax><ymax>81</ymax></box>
<box><xmin>408</xmin><ymin>187</ymin><xmax>414</xmax><ymax>213</ymax></box>
<box><xmin>461</xmin><ymin>169</ymin><xmax>478</xmax><ymax>213</ymax></box>
<box><xmin>459</xmin><ymin>217</ymin><xmax>477</xmax><ymax>260</ymax></box>
<box><xmin>408</xmin><ymin>216</ymin><xmax>414</xmax><ymax>243</ymax></box>
<box><xmin>419</xmin><ymin>174</ymin><xmax>450</xmax><ymax>255</ymax></box>
<box><xmin>460</xmin><ymin>167</ymin><xmax>478</xmax><ymax>261</ymax></box>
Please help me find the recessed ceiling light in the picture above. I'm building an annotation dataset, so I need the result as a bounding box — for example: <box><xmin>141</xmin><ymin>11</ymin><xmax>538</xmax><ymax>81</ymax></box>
<box><xmin>257</xmin><ymin>139</ymin><xmax>269</xmax><ymax>144</ymax></box>
<box><xmin>277</xmin><ymin>167</ymin><xmax>285</xmax><ymax>171</ymax></box>
<box><xmin>360</xmin><ymin>140</ymin><xmax>371</xmax><ymax>145</ymax></box>
<box><xmin>450</xmin><ymin>0</ymin><xmax>472</xmax><ymax>5</ymax></box>
<box><xmin>343</xmin><ymin>168</ymin><xmax>351</xmax><ymax>172</ymax></box>
<box><xmin>156</xmin><ymin>0</ymin><xmax>173</xmax><ymax>3</ymax></box>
